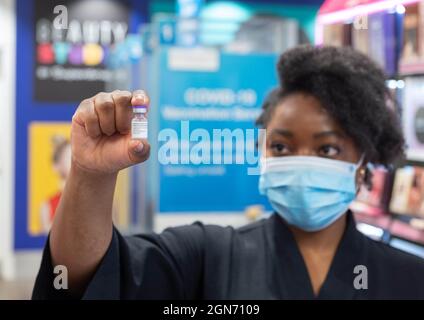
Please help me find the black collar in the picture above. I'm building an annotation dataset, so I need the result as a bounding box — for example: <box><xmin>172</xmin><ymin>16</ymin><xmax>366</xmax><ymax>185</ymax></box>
<box><xmin>265</xmin><ymin>211</ymin><xmax>366</xmax><ymax>299</ymax></box>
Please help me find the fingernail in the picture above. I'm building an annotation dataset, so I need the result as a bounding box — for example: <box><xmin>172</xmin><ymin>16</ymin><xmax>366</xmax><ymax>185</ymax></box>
<box><xmin>133</xmin><ymin>141</ymin><xmax>144</xmax><ymax>153</ymax></box>
<box><xmin>135</xmin><ymin>94</ymin><xmax>146</xmax><ymax>100</ymax></box>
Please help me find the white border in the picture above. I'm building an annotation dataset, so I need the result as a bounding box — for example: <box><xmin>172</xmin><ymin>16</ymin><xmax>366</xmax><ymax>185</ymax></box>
<box><xmin>0</xmin><ymin>0</ymin><xmax>16</xmax><ymax>280</ymax></box>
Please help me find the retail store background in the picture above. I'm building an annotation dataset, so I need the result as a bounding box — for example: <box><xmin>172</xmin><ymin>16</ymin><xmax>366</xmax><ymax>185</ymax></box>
<box><xmin>1</xmin><ymin>0</ymin><xmax>424</xmax><ymax>299</ymax></box>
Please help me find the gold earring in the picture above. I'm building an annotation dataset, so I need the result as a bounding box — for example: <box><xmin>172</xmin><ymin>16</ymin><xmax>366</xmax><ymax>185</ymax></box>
<box><xmin>359</xmin><ymin>169</ymin><xmax>366</xmax><ymax>182</ymax></box>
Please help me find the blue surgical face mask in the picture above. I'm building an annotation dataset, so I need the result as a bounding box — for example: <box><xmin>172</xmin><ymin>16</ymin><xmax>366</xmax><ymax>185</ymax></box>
<box><xmin>259</xmin><ymin>155</ymin><xmax>364</xmax><ymax>232</ymax></box>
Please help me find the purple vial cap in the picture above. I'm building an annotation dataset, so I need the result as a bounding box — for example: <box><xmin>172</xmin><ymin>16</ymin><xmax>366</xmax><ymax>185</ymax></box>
<box><xmin>133</xmin><ymin>105</ymin><xmax>147</xmax><ymax>113</ymax></box>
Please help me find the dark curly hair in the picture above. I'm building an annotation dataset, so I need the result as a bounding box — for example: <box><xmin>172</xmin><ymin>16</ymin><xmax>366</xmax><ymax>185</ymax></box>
<box><xmin>256</xmin><ymin>45</ymin><xmax>405</xmax><ymax>167</ymax></box>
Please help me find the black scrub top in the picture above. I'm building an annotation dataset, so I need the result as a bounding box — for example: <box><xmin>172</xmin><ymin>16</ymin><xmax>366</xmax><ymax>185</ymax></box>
<box><xmin>32</xmin><ymin>211</ymin><xmax>424</xmax><ymax>300</ymax></box>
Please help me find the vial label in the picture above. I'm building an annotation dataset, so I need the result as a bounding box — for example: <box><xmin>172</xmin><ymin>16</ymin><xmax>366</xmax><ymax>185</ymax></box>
<box><xmin>132</xmin><ymin>119</ymin><xmax>148</xmax><ymax>139</ymax></box>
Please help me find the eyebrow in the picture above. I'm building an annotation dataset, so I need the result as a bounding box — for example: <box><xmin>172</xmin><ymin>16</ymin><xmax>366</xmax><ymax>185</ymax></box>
<box><xmin>313</xmin><ymin>131</ymin><xmax>344</xmax><ymax>139</ymax></box>
<box><xmin>269</xmin><ymin>129</ymin><xmax>293</xmax><ymax>138</ymax></box>
<box><xmin>269</xmin><ymin>129</ymin><xmax>344</xmax><ymax>139</ymax></box>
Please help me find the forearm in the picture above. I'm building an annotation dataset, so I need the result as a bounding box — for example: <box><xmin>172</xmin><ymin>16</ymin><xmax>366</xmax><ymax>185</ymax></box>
<box><xmin>44</xmin><ymin>89</ymin><xmax>150</xmax><ymax>296</ymax></box>
<box><xmin>49</xmin><ymin>163</ymin><xmax>117</xmax><ymax>294</ymax></box>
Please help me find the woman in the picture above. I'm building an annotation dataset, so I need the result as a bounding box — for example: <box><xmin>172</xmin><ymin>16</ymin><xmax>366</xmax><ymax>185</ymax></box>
<box><xmin>33</xmin><ymin>45</ymin><xmax>424</xmax><ymax>299</ymax></box>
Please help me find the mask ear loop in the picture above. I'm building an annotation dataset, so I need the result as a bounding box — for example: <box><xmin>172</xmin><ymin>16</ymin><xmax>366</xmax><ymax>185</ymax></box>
<box><xmin>356</xmin><ymin>153</ymin><xmax>366</xmax><ymax>168</ymax></box>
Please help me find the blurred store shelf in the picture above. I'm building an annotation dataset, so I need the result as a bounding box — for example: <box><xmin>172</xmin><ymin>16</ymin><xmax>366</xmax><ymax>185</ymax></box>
<box><xmin>400</xmin><ymin>59</ymin><xmax>424</xmax><ymax>75</ymax></box>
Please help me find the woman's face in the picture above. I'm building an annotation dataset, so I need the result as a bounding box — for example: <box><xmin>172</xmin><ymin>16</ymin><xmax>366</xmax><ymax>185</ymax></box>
<box><xmin>264</xmin><ymin>92</ymin><xmax>363</xmax><ymax>165</ymax></box>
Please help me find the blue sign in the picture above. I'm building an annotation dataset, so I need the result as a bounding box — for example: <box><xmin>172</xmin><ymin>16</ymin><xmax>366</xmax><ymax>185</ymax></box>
<box><xmin>159</xmin><ymin>20</ymin><xmax>177</xmax><ymax>45</ymax></box>
<box><xmin>176</xmin><ymin>0</ymin><xmax>204</xmax><ymax>47</ymax></box>
<box><xmin>153</xmin><ymin>48</ymin><xmax>277</xmax><ymax>213</ymax></box>
<box><xmin>176</xmin><ymin>0</ymin><xmax>204</xmax><ymax>19</ymax></box>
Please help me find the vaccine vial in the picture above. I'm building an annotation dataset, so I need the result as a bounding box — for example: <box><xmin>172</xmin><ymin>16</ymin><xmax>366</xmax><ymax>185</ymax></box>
<box><xmin>131</xmin><ymin>105</ymin><xmax>148</xmax><ymax>139</ymax></box>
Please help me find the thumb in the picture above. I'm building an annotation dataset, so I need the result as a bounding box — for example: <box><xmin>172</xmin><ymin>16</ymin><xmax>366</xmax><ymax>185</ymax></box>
<box><xmin>128</xmin><ymin>139</ymin><xmax>150</xmax><ymax>164</ymax></box>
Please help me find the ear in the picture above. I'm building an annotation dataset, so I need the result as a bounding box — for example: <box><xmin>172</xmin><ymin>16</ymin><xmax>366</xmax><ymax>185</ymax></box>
<box><xmin>355</xmin><ymin>164</ymin><xmax>368</xmax><ymax>191</ymax></box>
<box><xmin>359</xmin><ymin>165</ymin><xmax>367</xmax><ymax>182</ymax></box>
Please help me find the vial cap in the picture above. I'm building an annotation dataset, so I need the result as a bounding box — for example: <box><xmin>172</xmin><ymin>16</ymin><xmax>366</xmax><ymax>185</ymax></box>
<box><xmin>133</xmin><ymin>105</ymin><xmax>147</xmax><ymax>113</ymax></box>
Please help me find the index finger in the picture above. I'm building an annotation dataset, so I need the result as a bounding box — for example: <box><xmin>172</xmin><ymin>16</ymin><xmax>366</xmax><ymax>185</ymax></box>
<box><xmin>112</xmin><ymin>90</ymin><xmax>133</xmax><ymax>134</ymax></box>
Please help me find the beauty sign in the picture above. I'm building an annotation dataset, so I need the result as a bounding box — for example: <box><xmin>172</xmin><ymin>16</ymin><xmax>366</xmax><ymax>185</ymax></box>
<box><xmin>33</xmin><ymin>0</ymin><xmax>130</xmax><ymax>102</ymax></box>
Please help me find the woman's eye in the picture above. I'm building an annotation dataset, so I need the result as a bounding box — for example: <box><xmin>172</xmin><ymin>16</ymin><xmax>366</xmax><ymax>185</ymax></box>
<box><xmin>270</xmin><ymin>143</ymin><xmax>290</xmax><ymax>155</ymax></box>
<box><xmin>319</xmin><ymin>145</ymin><xmax>340</xmax><ymax>158</ymax></box>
